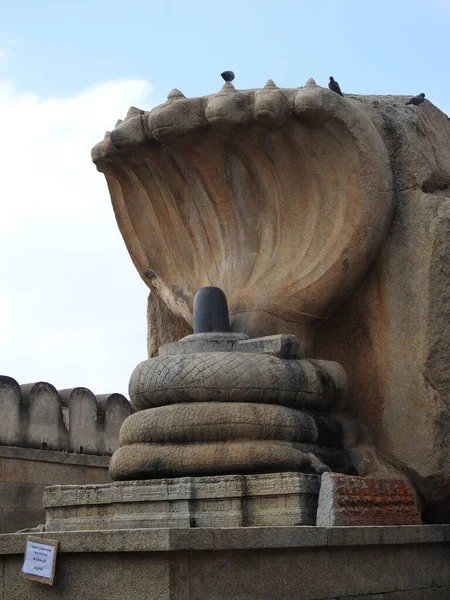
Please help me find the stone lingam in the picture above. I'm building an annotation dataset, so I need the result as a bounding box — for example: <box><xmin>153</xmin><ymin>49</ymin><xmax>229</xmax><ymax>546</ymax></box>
<box><xmin>42</xmin><ymin>77</ymin><xmax>450</xmax><ymax>531</ymax></box>
<box><xmin>111</xmin><ymin>286</ymin><xmax>353</xmax><ymax>481</ymax></box>
<box><xmin>45</xmin><ymin>286</ymin><xmax>363</xmax><ymax>530</ymax></box>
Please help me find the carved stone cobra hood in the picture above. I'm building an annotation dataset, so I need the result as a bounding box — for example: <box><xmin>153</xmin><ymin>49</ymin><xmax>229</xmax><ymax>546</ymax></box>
<box><xmin>92</xmin><ymin>79</ymin><xmax>394</xmax><ymax>347</ymax></box>
<box><xmin>93</xmin><ymin>79</ymin><xmax>450</xmax><ymax>520</ymax></box>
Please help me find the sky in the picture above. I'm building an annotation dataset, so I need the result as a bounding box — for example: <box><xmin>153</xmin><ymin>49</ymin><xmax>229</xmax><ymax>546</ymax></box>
<box><xmin>0</xmin><ymin>0</ymin><xmax>449</xmax><ymax>398</ymax></box>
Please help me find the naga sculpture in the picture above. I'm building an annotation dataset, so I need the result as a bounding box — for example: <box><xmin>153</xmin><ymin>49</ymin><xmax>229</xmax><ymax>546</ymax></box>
<box><xmin>111</xmin><ymin>286</ymin><xmax>353</xmax><ymax>481</ymax></box>
<box><xmin>93</xmin><ymin>77</ymin><xmax>450</xmax><ymax>522</ymax></box>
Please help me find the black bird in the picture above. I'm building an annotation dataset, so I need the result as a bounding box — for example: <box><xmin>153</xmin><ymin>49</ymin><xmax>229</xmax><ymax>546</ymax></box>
<box><xmin>221</xmin><ymin>71</ymin><xmax>235</xmax><ymax>83</ymax></box>
<box><xmin>328</xmin><ymin>76</ymin><xmax>343</xmax><ymax>97</ymax></box>
<box><xmin>406</xmin><ymin>93</ymin><xmax>425</xmax><ymax>106</ymax></box>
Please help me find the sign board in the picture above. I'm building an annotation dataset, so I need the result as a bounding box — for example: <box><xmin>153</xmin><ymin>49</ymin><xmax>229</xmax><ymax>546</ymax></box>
<box><xmin>21</xmin><ymin>537</ymin><xmax>59</xmax><ymax>585</ymax></box>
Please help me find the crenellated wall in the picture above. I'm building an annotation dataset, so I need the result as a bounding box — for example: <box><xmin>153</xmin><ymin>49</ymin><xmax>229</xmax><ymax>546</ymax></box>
<box><xmin>0</xmin><ymin>375</ymin><xmax>132</xmax><ymax>532</ymax></box>
<box><xmin>0</xmin><ymin>376</ymin><xmax>132</xmax><ymax>456</ymax></box>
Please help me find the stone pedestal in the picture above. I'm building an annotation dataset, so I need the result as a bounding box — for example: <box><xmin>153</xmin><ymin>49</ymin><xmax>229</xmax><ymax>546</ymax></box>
<box><xmin>1</xmin><ymin>525</ymin><xmax>449</xmax><ymax>599</ymax></box>
<box><xmin>43</xmin><ymin>472</ymin><xmax>320</xmax><ymax>532</ymax></box>
<box><xmin>316</xmin><ymin>472</ymin><xmax>422</xmax><ymax>526</ymax></box>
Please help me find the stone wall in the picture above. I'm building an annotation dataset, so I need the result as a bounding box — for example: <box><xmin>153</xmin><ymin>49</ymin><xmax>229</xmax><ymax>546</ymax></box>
<box><xmin>0</xmin><ymin>376</ymin><xmax>131</xmax><ymax>455</ymax></box>
<box><xmin>0</xmin><ymin>446</ymin><xmax>109</xmax><ymax>533</ymax></box>
<box><xmin>0</xmin><ymin>526</ymin><xmax>448</xmax><ymax>599</ymax></box>
<box><xmin>0</xmin><ymin>375</ymin><xmax>132</xmax><ymax>532</ymax></box>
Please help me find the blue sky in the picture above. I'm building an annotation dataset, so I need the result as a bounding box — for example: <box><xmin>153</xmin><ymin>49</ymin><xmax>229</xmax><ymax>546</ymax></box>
<box><xmin>2</xmin><ymin>0</ymin><xmax>449</xmax><ymax>107</ymax></box>
<box><xmin>0</xmin><ymin>0</ymin><xmax>449</xmax><ymax>397</ymax></box>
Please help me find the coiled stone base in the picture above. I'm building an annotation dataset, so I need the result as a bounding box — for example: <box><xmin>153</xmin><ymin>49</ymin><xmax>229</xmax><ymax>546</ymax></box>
<box><xmin>129</xmin><ymin>354</ymin><xmax>347</xmax><ymax>411</ymax></box>
<box><xmin>110</xmin><ymin>439</ymin><xmax>354</xmax><ymax>480</ymax></box>
<box><xmin>119</xmin><ymin>403</ymin><xmax>344</xmax><ymax>446</ymax></box>
<box><xmin>112</xmin><ymin>345</ymin><xmax>353</xmax><ymax>481</ymax></box>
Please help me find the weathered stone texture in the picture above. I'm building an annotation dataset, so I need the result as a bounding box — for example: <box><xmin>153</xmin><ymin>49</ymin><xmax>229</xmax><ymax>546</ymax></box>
<box><xmin>21</xmin><ymin>382</ymin><xmax>64</xmax><ymax>451</ymax></box>
<box><xmin>2</xmin><ymin>552</ymin><xmax>168</xmax><ymax>600</ymax></box>
<box><xmin>0</xmin><ymin>376</ymin><xmax>131</xmax><ymax>455</ymax></box>
<box><xmin>0</xmin><ymin>525</ymin><xmax>449</xmax><ymax>599</ymax></box>
<box><xmin>0</xmin><ymin>448</ymin><xmax>110</xmax><ymax>532</ymax></box>
<box><xmin>0</xmin><ymin>377</ymin><xmax>21</xmax><ymax>447</ymax></box>
<box><xmin>312</xmin><ymin>97</ymin><xmax>450</xmax><ymax>519</ymax></box>
<box><xmin>114</xmin><ymin>333</ymin><xmax>354</xmax><ymax>480</ymax></box>
<box><xmin>316</xmin><ymin>192</ymin><xmax>450</xmax><ymax>519</ymax></box>
<box><xmin>0</xmin><ymin>376</ymin><xmax>126</xmax><ymax>532</ymax></box>
<box><xmin>110</xmin><ymin>440</ymin><xmax>352</xmax><ymax>480</ymax></box>
<box><xmin>94</xmin><ymin>85</ymin><xmax>450</xmax><ymax>519</ymax></box>
<box><xmin>316</xmin><ymin>472</ymin><xmax>421</xmax><ymax>526</ymax></box>
<box><xmin>118</xmin><ymin>402</ymin><xmax>343</xmax><ymax>446</ymax></box>
<box><xmin>158</xmin><ymin>332</ymin><xmax>301</xmax><ymax>358</ymax></box>
<box><xmin>44</xmin><ymin>473</ymin><xmax>320</xmax><ymax>531</ymax></box>
<box><xmin>96</xmin><ymin>393</ymin><xmax>135</xmax><ymax>455</ymax></box>
<box><xmin>129</xmin><ymin>353</ymin><xmax>347</xmax><ymax>412</ymax></box>
<box><xmin>147</xmin><ymin>290</ymin><xmax>191</xmax><ymax>357</ymax></box>
<box><xmin>93</xmin><ymin>83</ymin><xmax>395</xmax><ymax>349</ymax></box>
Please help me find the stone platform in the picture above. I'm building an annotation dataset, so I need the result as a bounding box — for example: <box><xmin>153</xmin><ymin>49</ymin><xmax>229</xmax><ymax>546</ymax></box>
<box><xmin>1</xmin><ymin>525</ymin><xmax>449</xmax><ymax>599</ymax></box>
<box><xmin>43</xmin><ymin>472</ymin><xmax>320</xmax><ymax>531</ymax></box>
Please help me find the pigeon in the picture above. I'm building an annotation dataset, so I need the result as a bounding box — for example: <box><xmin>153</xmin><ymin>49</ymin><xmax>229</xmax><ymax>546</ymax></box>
<box><xmin>406</xmin><ymin>93</ymin><xmax>425</xmax><ymax>106</ymax></box>
<box><xmin>221</xmin><ymin>71</ymin><xmax>235</xmax><ymax>83</ymax></box>
<box><xmin>328</xmin><ymin>76</ymin><xmax>343</xmax><ymax>97</ymax></box>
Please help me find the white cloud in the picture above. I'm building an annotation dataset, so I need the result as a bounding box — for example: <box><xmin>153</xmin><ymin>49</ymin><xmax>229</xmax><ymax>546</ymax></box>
<box><xmin>0</xmin><ymin>78</ymin><xmax>158</xmax><ymax>396</ymax></box>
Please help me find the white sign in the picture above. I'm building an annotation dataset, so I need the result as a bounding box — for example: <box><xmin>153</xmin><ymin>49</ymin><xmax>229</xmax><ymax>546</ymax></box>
<box><xmin>22</xmin><ymin>537</ymin><xmax>58</xmax><ymax>585</ymax></box>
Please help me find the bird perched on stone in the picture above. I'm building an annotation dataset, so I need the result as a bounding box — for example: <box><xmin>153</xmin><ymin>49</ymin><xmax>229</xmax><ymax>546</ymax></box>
<box><xmin>406</xmin><ymin>93</ymin><xmax>425</xmax><ymax>106</ymax></box>
<box><xmin>221</xmin><ymin>71</ymin><xmax>235</xmax><ymax>83</ymax></box>
<box><xmin>328</xmin><ymin>76</ymin><xmax>343</xmax><ymax>97</ymax></box>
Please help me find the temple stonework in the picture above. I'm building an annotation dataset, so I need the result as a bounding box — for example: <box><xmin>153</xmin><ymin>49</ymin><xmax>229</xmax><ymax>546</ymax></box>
<box><xmin>0</xmin><ymin>376</ymin><xmax>130</xmax><ymax>532</ymax></box>
<box><xmin>91</xmin><ymin>79</ymin><xmax>450</xmax><ymax>523</ymax></box>
<box><xmin>1</xmin><ymin>78</ymin><xmax>449</xmax><ymax>599</ymax></box>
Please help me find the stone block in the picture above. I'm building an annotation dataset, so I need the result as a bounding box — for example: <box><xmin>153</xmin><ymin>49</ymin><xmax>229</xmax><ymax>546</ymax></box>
<box><xmin>2</xmin><ymin>508</ymin><xmax>45</xmax><ymax>533</ymax></box>
<box><xmin>0</xmin><ymin>376</ymin><xmax>21</xmax><ymax>447</ymax></box>
<box><xmin>32</xmin><ymin>461</ymin><xmax>92</xmax><ymax>486</ymax></box>
<box><xmin>21</xmin><ymin>382</ymin><xmax>66</xmax><ymax>451</ymax></box>
<box><xmin>210</xmin><ymin>526</ymin><xmax>328</xmax><ymax>550</ymax></box>
<box><xmin>0</xmin><ymin>458</ymin><xmax>34</xmax><ymax>484</ymax></box>
<box><xmin>326</xmin><ymin>525</ymin><xmax>382</xmax><ymax>546</ymax></box>
<box><xmin>160</xmin><ymin>333</ymin><xmax>302</xmax><ymax>359</ymax></box>
<box><xmin>380</xmin><ymin>525</ymin><xmax>422</xmax><ymax>545</ymax></box>
<box><xmin>423</xmin><ymin>588</ymin><xmax>450</xmax><ymax>600</ymax></box>
<box><xmin>0</xmin><ymin>482</ymin><xmax>44</xmax><ymax>510</ymax></box>
<box><xmin>96</xmin><ymin>393</ymin><xmax>132</xmax><ymax>454</ymax></box>
<box><xmin>0</xmin><ymin>377</ymin><xmax>128</xmax><ymax>461</ymax></box>
<box><xmin>83</xmin><ymin>466</ymin><xmax>109</xmax><ymax>485</ymax></box>
<box><xmin>235</xmin><ymin>334</ymin><xmax>301</xmax><ymax>358</ymax></box>
<box><xmin>168</xmin><ymin>528</ymin><xmax>215</xmax><ymax>551</ymax></box>
<box><xmin>417</xmin><ymin>525</ymin><xmax>445</xmax><ymax>543</ymax></box>
<box><xmin>344</xmin><ymin>543</ymin><xmax>448</xmax><ymax>596</ymax></box>
<box><xmin>0</xmin><ymin>525</ymin><xmax>449</xmax><ymax>599</ymax></box>
<box><xmin>316</xmin><ymin>473</ymin><xmax>421</xmax><ymax>526</ymax></box>
<box><xmin>188</xmin><ymin>546</ymin><xmax>350</xmax><ymax>600</ymax></box>
<box><xmin>43</xmin><ymin>472</ymin><xmax>320</xmax><ymax>531</ymax></box>
<box><xmin>3</xmin><ymin>552</ymin><xmax>169</xmax><ymax>600</ymax></box>
<box><xmin>0</xmin><ymin>453</ymin><xmax>110</xmax><ymax>532</ymax></box>
<box><xmin>59</xmin><ymin>387</ymin><xmax>99</xmax><ymax>455</ymax></box>
<box><xmin>159</xmin><ymin>332</ymin><xmax>248</xmax><ymax>356</ymax></box>
<box><xmin>0</xmin><ymin>445</ymin><xmax>107</xmax><ymax>467</ymax></box>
